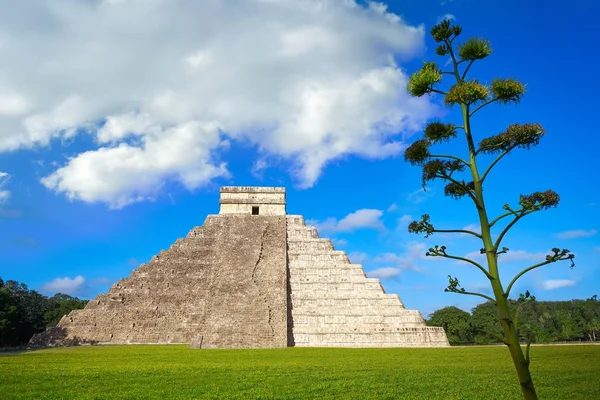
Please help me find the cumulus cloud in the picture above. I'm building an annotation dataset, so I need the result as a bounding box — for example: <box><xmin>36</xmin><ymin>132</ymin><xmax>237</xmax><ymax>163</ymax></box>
<box><xmin>373</xmin><ymin>241</ymin><xmax>430</xmax><ymax>272</ymax></box>
<box><xmin>539</xmin><ymin>279</ymin><xmax>576</xmax><ymax>290</ymax></box>
<box><xmin>42</xmin><ymin>121</ymin><xmax>228</xmax><ymax>208</ymax></box>
<box><xmin>251</xmin><ymin>159</ymin><xmax>269</xmax><ymax>180</ymax></box>
<box><xmin>367</xmin><ymin>267</ymin><xmax>401</xmax><ymax>279</ymax></box>
<box><xmin>554</xmin><ymin>229</ymin><xmax>597</xmax><ymax>239</ymax></box>
<box><xmin>397</xmin><ymin>214</ymin><xmax>412</xmax><ymax>228</ymax></box>
<box><xmin>436</xmin><ymin>14</ymin><xmax>455</xmax><ymax>23</ymax></box>
<box><xmin>348</xmin><ymin>251</ymin><xmax>368</xmax><ymax>264</ymax></box>
<box><xmin>406</xmin><ymin>188</ymin><xmax>434</xmax><ymax>204</ymax></box>
<box><xmin>90</xmin><ymin>277</ymin><xmax>114</xmax><ymax>285</ymax></box>
<box><xmin>462</xmin><ymin>223</ymin><xmax>481</xmax><ymax>234</ymax></box>
<box><xmin>314</xmin><ymin>209</ymin><xmax>385</xmax><ymax>233</ymax></box>
<box><xmin>0</xmin><ymin>0</ymin><xmax>438</xmax><ymax>207</ymax></box>
<box><xmin>0</xmin><ymin>172</ymin><xmax>10</xmax><ymax>203</ymax></box>
<box><xmin>41</xmin><ymin>275</ymin><xmax>87</xmax><ymax>296</ymax></box>
<box><xmin>463</xmin><ymin>249</ymin><xmax>549</xmax><ymax>263</ymax></box>
<box><xmin>331</xmin><ymin>238</ymin><xmax>348</xmax><ymax>247</ymax></box>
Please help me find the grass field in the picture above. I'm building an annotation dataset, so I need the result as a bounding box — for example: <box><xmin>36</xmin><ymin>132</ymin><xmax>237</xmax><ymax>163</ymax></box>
<box><xmin>1</xmin><ymin>345</ymin><xmax>599</xmax><ymax>399</ymax></box>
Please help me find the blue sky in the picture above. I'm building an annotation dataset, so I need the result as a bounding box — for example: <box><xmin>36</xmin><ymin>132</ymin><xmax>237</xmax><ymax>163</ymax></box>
<box><xmin>0</xmin><ymin>0</ymin><xmax>598</xmax><ymax>318</ymax></box>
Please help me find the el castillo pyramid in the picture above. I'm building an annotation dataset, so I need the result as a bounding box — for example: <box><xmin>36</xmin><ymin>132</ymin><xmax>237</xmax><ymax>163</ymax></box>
<box><xmin>31</xmin><ymin>187</ymin><xmax>448</xmax><ymax>348</ymax></box>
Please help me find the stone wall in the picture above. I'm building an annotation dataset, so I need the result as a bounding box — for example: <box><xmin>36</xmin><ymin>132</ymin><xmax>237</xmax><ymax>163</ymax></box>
<box><xmin>287</xmin><ymin>215</ymin><xmax>449</xmax><ymax>347</ymax></box>
<box><xmin>219</xmin><ymin>186</ymin><xmax>286</xmax><ymax>216</ymax></box>
<box><xmin>39</xmin><ymin>215</ymin><xmax>288</xmax><ymax>348</ymax></box>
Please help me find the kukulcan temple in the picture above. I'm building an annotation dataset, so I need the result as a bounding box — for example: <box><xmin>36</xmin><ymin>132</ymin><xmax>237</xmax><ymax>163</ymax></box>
<box><xmin>30</xmin><ymin>187</ymin><xmax>449</xmax><ymax>348</ymax></box>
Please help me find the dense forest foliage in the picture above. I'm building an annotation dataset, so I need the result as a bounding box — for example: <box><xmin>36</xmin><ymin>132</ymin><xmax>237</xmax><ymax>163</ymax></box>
<box><xmin>0</xmin><ymin>278</ymin><xmax>87</xmax><ymax>347</ymax></box>
<box><xmin>427</xmin><ymin>297</ymin><xmax>600</xmax><ymax>345</ymax></box>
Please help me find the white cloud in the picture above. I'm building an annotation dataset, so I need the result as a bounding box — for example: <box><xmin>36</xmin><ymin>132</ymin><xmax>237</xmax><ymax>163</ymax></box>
<box><xmin>406</xmin><ymin>188</ymin><xmax>434</xmax><ymax>204</ymax></box>
<box><xmin>555</xmin><ymin>230</ymin><xmax>597</xmax><ymax>239</ymax></box>
<box><xmin>539</xmin><ymin>279</ymin><xmax>576</xmax><ymax>290</ymax></box>
<box><xmin>331</xmin><ymin>238</ymin><xmax>348</xmax><ymax>247</ymax></box>
<box><xmin>251</xmin><ymin>159</ymin><xmax>269</xmax><ymax>179</ymax></box>
<box><xmin>595</xmin><ymin>246</ymin><xmax>600</xmax><ymax>252</ymax></box>
<box><xmin>367</xmin><ymin>267</ymin><xmax>401</xmax><ymax>279</ymax></box>
<box><xmin>470</xmin><ymin>282</ymin><xmax>492</xmax><ymax>293</ymax></box>
<box><xmin>0</xmin><ymin>172</ymin><xmax>10</xmax><ymax>203</ymax></box>
<box><xmin>373</xmin><ymin>241</ymin><xmax>429</xmax><ymax>272</ymax></box>
<box><xmin>0</xmin><ymin>0</ymin><xmax>438</xmax><ymax>207</ymax></box>
<box><xmin>397</xmin><ymin>214</ymin><xmax>412</xmax><ymax>227</ymax></box>
<box><xmin>41</xmin><ymin>275</ymin><xmax>87</xmax><ymax>296</ymax></box>
<box><xmin>42</xmin><ymin>121</ymin><xmax>228</xmax><ymax>208</ymax></box>
<box><xmin>500</xmin><ymin>250</ymin><xmax>549</xmax><ymax>263</ymax></box>
<box><xmin>436</xmin><ymin>14</ymin><xmax>456</xmax><ymax>23</ymax></box>
<box><xmin>462</xmin><ymin>223</ymin><xmax>481</xmax><ymax>234</ymax></box>
<box><xmin>348</xmin><ymin>251</ymin><xmax>368</xmax><ymax>264</ymax></box>
<box><xmin>463</xmin><ymin>249</ymin><xmax>549</xmax><ymax>263</ymax></box>
<box><xmin>387</xmin><ymin>203</ymin><xmax>398</xmax><ymax>212</ymax></box>
<box><xmin>315</xmin><ymin>209</ymin><xmax>385</xmax><ymax>233</ymax></box>
<box><xmin>463</xmin><ymin>250</ymin><xmax>484</xmax><ymax>260</ymax></box>
<box><xmin>90</xmin><ymin>277</ymin><xmax>113</xmax><ymax>285</ymax></box>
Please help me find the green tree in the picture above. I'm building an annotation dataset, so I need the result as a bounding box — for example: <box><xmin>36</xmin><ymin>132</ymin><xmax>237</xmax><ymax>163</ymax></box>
<box><xmin>404</xmin><ymin>20</ymin><xmax>575</xmax><ymax>400</ymax></box>
<box><xmin>0</xmin><ymin>280</ymin><xmax>47</xmax><ymax>346</ymax></box>
<box><xmin>471</xmin><ymin>301</ymin><xmax>504</xmax><ymax>344</ymax></box>
<box><xmin>0</xmin><ymin>278</ymin><xmax>88</xmax><ymax>347</ymax></box>
<box><xmin>44</xmin><ymin>293</ymin><xmax>88</xmax><ymax>328</ymax></box>
<box><xmin>427</xmin><ymin>306</ymin><xmax>473</xmax><ymax>345</ymax></box>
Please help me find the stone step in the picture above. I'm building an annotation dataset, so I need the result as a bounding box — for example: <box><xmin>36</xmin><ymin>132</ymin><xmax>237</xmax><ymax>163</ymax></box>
<box><xmin>292</xmin><ymin>327</ymin><xmax>446</xmax><ymax>338</ymax></box>
<box><xmin>290</xmin><ymin>286</ymin><xmax>388</xmax><ymax>298</ymax></box>
<box><xmin>290</xmin><ymin>297</ymin><xmax>404</xmax><ymax>309</ymax></box>
<box><xmin>288</xmin><ymin>262</ymin><xmax>364</xmax><ymax>270</ymax></box>
<box><xmin>289</xmin><ymin>280</ymin><xmax>383</xmax><ymax>292</ymax></box>
<box><xmin>293</xmin><ymin>330</ymin><xmax>448</xmax><ymax>347</ymax></box>
<box><xmin>288</xmin><ymin>252</ymin><xmax>350</xmax><ymax>262</ymax></box>
<box><xmin>291</xmin><ymin>306</ymin><xmax>416</xmax><ymax>317</ymax></box>
<box><xmin>169</xmin><ymin>243</ymin><xmax>216</xmax><ymax>251</ymax></box>
<box><xmin>292</xmin><ymin>323</ymin><xmax>431</xmax><ymax>334</ymax></box>
<box><xmin>291</xmin><ymin>314</ymin><xmax>425</xmax><ymax>325</ymax></box>
<box><xmin>287</xmin><ymin>249</ymin><xmax>345</xmax><ymax>256</ymax></box>
<box><xmin>287</xmin><ymin>230</ymin><xmax>320</xmax><ymax>240</ymax></box>
<box><xmin>289</xmin><ymin>274</ymin><xmax>373</xmax><ymax>283</ymax></box>
<box><xmin>293</xmin><ymin>341</ymin><xmax>447</xmax><ymax>348</ymax></box>
<box><xmin>290</xmin><ymin>292</ymin><xmax>401</xmax><ymax>301</ymax></box>
<box><xmin>291</xmin><ymin>297</ymin><xmax>393</xmax><ymax>306</ymax></box>
<box><xmin>286</xmin><ymin>215</ymin><xmax>306</xmax><ymax>225</ymax></box>
<box><xmin>287</xmin><ymin>239</ymin><xmax>334</xmax><ymax>251</ymax></box>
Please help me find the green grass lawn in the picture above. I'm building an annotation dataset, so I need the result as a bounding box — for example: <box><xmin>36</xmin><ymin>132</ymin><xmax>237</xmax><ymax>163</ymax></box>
<box><xmin>1</xmin><ymin>345</ymin><xmax>599</xmax><ymax>399</ymax></box>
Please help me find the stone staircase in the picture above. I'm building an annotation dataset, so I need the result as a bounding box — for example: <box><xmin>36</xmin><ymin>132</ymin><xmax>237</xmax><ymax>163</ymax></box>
<box><xmin>286</xmin><ymin>215</ymin><xmax>449</xmax><ymax>347</ymax></box>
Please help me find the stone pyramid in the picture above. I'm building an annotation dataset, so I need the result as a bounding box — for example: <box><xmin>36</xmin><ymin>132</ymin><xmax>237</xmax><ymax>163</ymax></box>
<box><xmin>31</xmin><ymin>187</ymin><xmax>448</xmax><ymax>348</ymax></box>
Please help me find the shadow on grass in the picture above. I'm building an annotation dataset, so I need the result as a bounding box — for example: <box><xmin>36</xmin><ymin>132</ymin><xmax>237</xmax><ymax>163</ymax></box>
<box><xmin>0</xmin><ymin>346</ymin><xmax>31</xmax><ymax>356</ymax></box>
<box><xmin>26</xmin><ymin>327</ymin><xmax>99</xmax><ymax>350</ymax></box>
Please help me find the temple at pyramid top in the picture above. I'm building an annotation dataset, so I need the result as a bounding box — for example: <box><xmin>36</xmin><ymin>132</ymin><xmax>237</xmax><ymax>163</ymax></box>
<box><xmin>219</xmin><ymin>186</ymin><xmax>286</xmax><ymax>216</ymax></box>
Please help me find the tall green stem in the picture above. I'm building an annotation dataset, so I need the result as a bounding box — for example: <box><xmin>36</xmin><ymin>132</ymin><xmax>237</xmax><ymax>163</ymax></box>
<box><xmin>454</xmin><ymin>62</ymin><xmax>538</xmax><ymax>400</ymax></box>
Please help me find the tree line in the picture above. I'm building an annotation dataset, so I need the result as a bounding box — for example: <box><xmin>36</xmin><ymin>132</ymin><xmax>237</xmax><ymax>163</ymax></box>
<box><xmin>427</xmin><ymin>296</ymin><xmax>600</xmax><ymax>345</ymax></box>
<box><xmin>0</xmin><ymin>277</ymin><xmax>88</xmax><ymax>347</ymax></box>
